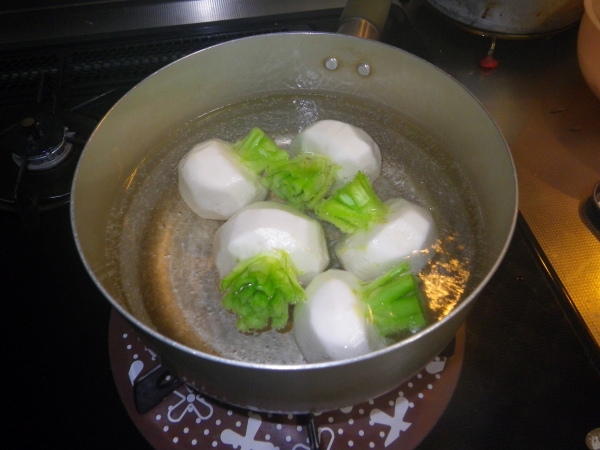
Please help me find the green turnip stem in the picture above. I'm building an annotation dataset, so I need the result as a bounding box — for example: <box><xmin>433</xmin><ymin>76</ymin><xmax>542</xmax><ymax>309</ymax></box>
<box><xmin>262</xmin><ymin>154</ymin><xmax>338</xmax><ymax>210</ymax></box>
<box><xmin>315</xmin><ymin>172</ymin><xmax>388</xmax><ymax>233</ymax></box>
<box><xmin>220</xmin><ymin>250</ymin><xmax>305</xmax><ymax>332</ymax></box>
<box><xmin>233</xmin><ymin>127</ymin><xmax>289</xmax><ymax>174</ymax></box>
<box><xmin>362</xmin><ymin>262</ymin><xmax>426</xmax><ymax>336</ymax></box>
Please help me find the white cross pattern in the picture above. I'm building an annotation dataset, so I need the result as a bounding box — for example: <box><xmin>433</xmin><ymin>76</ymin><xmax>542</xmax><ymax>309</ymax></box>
<box><xmin>370</xmin><ymin>396</ymin><xmax>412</xmax><ymax>447</ymax></box>
<box><xmin>221</xmin><ymin>412</ymin><xmax>276</xmax><ymax>450</ymax></box>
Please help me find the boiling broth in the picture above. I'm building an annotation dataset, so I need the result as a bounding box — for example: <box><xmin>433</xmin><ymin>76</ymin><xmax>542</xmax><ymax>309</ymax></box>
<box><xmin>106</xmin><ymin>91</ymin><xmax>484</xmax><ymax>364</ymax></box>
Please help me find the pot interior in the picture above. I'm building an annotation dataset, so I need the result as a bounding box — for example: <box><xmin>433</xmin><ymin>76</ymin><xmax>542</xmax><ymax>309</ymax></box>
<box><xmin>104</xmin><ymin>91</ymin><xmax>485</xmax><ymax>363</ymax></box>
<box><xmin>72</xmin><ymin>33</ymin><xmax>517</xmax><ymax>368</ymax></box>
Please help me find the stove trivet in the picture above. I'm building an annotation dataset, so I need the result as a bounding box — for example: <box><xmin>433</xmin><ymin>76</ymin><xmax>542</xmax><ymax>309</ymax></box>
<box><xmin>109</xmin><ymin>310</ymin><xmax>464</xmax><ymax>450</ymax></box>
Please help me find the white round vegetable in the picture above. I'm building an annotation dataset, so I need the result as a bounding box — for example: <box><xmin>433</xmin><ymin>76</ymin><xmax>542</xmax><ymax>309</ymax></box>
<box><xmin>336</xmin><ymin>198</ymin><xmax>438</xmax><ymax>280</ymax></box>
<box><xmin>178</xmin><ymin>139</ymin><xmax>268</xmax><ymax>220</ymax></box>
<box><xmin>289</xmin><ymin>120</ymin><xmax>381</xmax><ymax>188</ymax></box>
<box><xmin>293</xmin><ymin>270</ymin><xmax>386</xmax><ymax>363</ymax></box>
<box><xmin>213</xmin><ymin>201</ymin><xmax>330</xmax><ymax>285</ymax></box>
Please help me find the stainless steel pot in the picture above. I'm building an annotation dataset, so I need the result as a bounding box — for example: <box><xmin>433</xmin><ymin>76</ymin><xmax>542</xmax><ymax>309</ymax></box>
<box><xmin>427</xmin><ymin>0</ymin><xmax>583</xmax><ymax>37</ymax></box>
<box><xmin>71</xmin><ymin>3</ymin><xmax>517</xmax><ymax>414</ymax></box>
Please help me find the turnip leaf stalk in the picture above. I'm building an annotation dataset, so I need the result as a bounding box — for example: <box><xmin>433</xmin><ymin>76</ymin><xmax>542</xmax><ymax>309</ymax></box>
<box><xmin>262</xmin><ymin>154</ymin><xmax>339</xmax><ymax>210</ymax></box>
<box><xmin>362</xmin><ymin>262</ymin><xmax>426</xmax><ymax>336</ymax></box>
<box><xmin>220</xmin><ymin>250</ymin><xmax>305</xmax><ymax>332</ymax></box>
<box><xmin>233</xmin><ymin>127</ymin><xmax>289</xmax><ymax>174</ymax></box>
<box><xmin>315</xmin><ymin>171</ymin><xmax>388</xmax><ymax>234</ymax></box>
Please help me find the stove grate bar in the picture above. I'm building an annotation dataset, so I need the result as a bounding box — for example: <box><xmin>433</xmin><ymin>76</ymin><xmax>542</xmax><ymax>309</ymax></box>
<box><xmin>0</xmin><ymin>25</ymin><xmax>291</xmax><ymax>105</ymax></box>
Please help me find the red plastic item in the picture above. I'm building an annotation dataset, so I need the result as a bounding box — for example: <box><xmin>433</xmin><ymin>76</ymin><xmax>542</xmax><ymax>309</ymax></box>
<box><xmin>479</xmin><ymin>54</ymin><xmax>499</xmax><ymax>69</ymax></box>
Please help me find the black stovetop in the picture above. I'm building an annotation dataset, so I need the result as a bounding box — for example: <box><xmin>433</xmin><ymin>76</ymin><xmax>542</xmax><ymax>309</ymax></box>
<box><xmin>1</xmin><ymin>3</ymin><xmax>599</xmax><ymax>449</ymax></box>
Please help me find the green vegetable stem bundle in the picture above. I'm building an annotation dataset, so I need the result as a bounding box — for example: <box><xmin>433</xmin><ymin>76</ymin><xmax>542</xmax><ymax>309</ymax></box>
<box><xmin>233</xmin><ymin>127</ymin><xmax>290</xmax><ymax>173</ymax></box>
<box><xmin>314</xmin><ymin>171</ymin><xmax>388</xmax><ymax>234</ymax></box>
<box><xmin>262</xmin><ymin>154</ymin><xmax>339</xmax><ymax>210</ymax></box>
<box><xmin>220</xmin><ymin>250</ymin><xmax>306</xmax><ymax>332</ymax></box>
<box><xmin>362</xmin><ymin>262</ymin><xmax>426</xmax><ymax>336</ymax></box>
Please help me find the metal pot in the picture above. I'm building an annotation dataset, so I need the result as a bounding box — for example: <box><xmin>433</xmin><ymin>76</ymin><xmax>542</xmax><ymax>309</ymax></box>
<box><xmin>71</xmin><ymin>2</ymin><xmax>517</xmax><ymax>414</ymax></box>
<box><xmin>426</xmin><ymin>0</ymin><xmax>584</xmax><ymax>37</ymax></box>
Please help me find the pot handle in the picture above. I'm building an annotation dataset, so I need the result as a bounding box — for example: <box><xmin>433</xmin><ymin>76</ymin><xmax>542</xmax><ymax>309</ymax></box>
<box><xmin>338</xmin><ymin>0</ymin><xmax>392</xmax><ymax>40</ymax></box>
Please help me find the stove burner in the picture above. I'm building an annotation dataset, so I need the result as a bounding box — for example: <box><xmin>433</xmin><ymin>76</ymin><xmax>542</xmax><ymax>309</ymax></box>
<box><xmin>9</xmin><ymin>113</ymin><xmax>74</xmax><ymax>171</ymax></box>
<box><xmin>0</xmin><ymin>110</ymin><xmax>97</xmax><ymax>217</ymax></box>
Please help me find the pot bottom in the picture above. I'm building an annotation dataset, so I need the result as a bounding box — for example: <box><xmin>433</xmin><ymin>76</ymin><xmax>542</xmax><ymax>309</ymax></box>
<box><xmin>109</xmin><ymin>309</ymin><xmax>465</xmax><ymax>449</ymax></box>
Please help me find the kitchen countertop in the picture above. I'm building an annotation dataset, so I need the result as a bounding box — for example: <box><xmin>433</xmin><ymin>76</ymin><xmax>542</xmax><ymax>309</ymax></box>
<box><xmin>403</xmin><ymin>0</ymin><xmax>600</xmax><ymax>358</ymax></box>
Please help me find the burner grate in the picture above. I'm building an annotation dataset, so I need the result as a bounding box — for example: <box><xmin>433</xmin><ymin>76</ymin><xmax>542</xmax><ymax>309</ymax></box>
<box><xmin>0</xmin><ymin>52</ymin><xmax>62</xmax><ymax>98</ymax></box>
<box><xmin>63</xmin><ymin>27</ymin><xmax>289</xmax><ymax>86</ymax></box>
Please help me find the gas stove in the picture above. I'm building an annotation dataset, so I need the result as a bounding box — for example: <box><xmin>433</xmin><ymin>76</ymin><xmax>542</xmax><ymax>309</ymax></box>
<box><xmin>1</xmin><ymin>1</ymin><xmax>599</xmax><ymax>449</ymax></box>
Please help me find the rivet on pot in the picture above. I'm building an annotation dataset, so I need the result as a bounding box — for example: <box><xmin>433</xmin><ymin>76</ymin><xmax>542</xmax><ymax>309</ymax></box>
<box><xmin>357</xmin><ymin>63</ymin><xmax>371</xmax><ymax>76</ymax></box>
<box><xmin>325</xmin><ymin>57</ymin><xmax>338</xmax><ymax>71</ymax></box>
